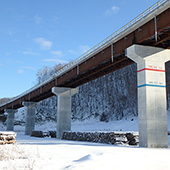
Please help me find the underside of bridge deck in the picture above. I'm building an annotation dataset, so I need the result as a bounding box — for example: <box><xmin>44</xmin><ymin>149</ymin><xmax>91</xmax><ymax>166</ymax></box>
<box><xmin>59</xmin><ymin>54</ymin><xmax>134</xmax><ymax>88</ymax></box>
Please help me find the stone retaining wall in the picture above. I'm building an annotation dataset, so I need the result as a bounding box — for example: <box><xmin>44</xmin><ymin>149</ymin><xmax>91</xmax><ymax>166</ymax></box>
<box><xmin>62</xmin><ymin>131</ymin><xmax>139</xmax><ymax>146</ymax></box>
<box><xmin>31</xmin><ymin>130</ymin><xmax>56</xmax><ymax>138</ymax></box>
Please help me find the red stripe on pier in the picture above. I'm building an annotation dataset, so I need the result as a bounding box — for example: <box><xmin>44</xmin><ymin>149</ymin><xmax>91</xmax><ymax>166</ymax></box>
<box><xmin>137</xmin><ymin>68</ymin><xmax>165</xmax><ymax>73</ymax></box>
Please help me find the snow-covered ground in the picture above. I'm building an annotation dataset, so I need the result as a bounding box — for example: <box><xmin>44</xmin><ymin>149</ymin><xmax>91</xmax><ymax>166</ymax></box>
<box><xmin>0</xmin><ymin>114</ymin><xmax>170</xmax><ymax>170</ymax></box>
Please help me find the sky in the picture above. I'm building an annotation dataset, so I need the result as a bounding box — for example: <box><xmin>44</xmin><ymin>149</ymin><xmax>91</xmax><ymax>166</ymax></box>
<box><xmin>0</xmin><ymin>0</ymin><xmax>159</xmax><ymax>98</ymax></box>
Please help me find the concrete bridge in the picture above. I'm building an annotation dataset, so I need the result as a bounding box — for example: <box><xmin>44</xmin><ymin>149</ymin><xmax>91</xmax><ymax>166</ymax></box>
<box><xmin>1</xmin><ymin>0</ymin><xmax>170</xmax><ymax>148</ymax></box>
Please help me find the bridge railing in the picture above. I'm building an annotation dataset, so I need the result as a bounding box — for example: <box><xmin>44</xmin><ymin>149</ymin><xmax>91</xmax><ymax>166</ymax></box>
<box><xmin>50</xmin><ymin>0</ymin><xmax>167</xmax><ymax>78</ymax></box>
<box><xmin>38</xmin><ymin>0</ymin><xmax>167</xmax><ymax>81</ymax></box>
<box><xmin>0</xmin><ymin>0</ymin><xmax>168</xmax><ymax>108</ymax></box>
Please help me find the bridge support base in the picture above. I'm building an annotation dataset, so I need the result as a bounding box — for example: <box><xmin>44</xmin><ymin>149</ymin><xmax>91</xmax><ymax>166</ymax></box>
<box><xmin>126</xmin><ymin>44</ymin><xmax>170</xmax><ymax>148</ymax></box>
<box><xmin>22</xmin><ymin>101</ymin><xmax>38</xmax><ymax>135</ymax></box>
<box><xmin>52</xmin><ymin>87</ymin><xmax>78</xmax><ymax>139</ymax></box>
<box><xmin>5</xmin><ymin>109</ymin><xmax>18</xmax><ymax>131</ymax></box>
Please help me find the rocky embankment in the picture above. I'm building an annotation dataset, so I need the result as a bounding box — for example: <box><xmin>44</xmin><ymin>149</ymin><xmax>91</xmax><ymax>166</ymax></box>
<box><xmin>62</xmin><ymin>131</ymin><xmax>139</xmax><ymax>146</ymax></box>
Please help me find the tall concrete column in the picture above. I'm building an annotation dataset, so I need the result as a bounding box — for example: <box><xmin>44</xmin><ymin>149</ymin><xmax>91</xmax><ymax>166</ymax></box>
<box><xmin>52</xmin><ymin>87</ymin><xmax>78</xmax><ymax>139</ymax></box>
<box><xmin>22</xmin><ymin>101</ymin><xmax>38</xmax><ymax>135</ymax></box>
<box><xmin>5</xmin><ymin>109</ymin><xmax>18</xmax><ymax>131</ymax></box>
<box><xmin>126</xmin><ymin>44</ymin><xmax>170</xmax><ymax>148</ymax></box>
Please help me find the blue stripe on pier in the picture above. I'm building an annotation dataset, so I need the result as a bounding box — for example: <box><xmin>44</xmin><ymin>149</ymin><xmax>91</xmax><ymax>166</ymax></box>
<box><xmin>138</xmin><ymin>84</ymin><xmax>166</xmax><ymax>88</ymax></box>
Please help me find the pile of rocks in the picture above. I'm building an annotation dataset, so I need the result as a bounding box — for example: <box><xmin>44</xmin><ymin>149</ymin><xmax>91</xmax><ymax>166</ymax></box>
<box><xmin>62</xmin><ymin>131</ymin><xmax>139</xmax><ymax>146</ymax></box>
<box><xmin>0</xmin><ymin>131</ymin><xmax>17</xmax><ymax>145</ymax></box>
<box><xmin>31</xmin><ymin>131</ymin><xmax>56</xmax><ymax>138</ymax></box>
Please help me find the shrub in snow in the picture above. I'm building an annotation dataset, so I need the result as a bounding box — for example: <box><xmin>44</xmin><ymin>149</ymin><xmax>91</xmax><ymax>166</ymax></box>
<box><xmin>100</xmin><ymin>112</ymin><xmax>109</xmax><ymax>122</ymax></box>
<box><xmin>0</xmin><ymin>144</ymin><xmax>37</xmax><ymax>169</ymax></box>
<box><xmin>48</xmin><ymin>131</ymin><xmax>56</xmax><ymax>138</ymax></box>
<box><xmin>0</xmin><ymin>115</ymin><xmax>7</xmax><ymax>123</ymax></box>
<box><xmin>31</xmin><ymin>131</ymin><xmax>44</xmax><ymax>138</ymax></box>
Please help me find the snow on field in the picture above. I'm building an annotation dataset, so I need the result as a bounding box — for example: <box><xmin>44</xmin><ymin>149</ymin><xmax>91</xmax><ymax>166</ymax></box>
<box><xmin>1</xmin><ymin>133</ymin><xmax>170</xmax><ymax>170</ymax></box>
<box><xmin>0</xmin><ymin>114</ymin><xmax>170</xmax><ymax>170</ymax></box>
<box><xmin>13</xmin><ymin>113</ymin><xmax>170</xmax><ymax>134</ymax></box>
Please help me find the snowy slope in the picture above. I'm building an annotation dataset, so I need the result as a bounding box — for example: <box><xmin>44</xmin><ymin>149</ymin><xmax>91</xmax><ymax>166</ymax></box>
<box><xmin>10</xmin><ymin>112</ymin><xmax>169</xmax><ymax>133</ymax></box>
<box><xmin>1</xmin><ymin>112</ymin><xmax>170</xmax><ymax>133</ymax></box>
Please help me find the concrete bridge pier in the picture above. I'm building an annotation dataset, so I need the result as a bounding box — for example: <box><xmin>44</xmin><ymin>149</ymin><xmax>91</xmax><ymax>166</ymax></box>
<box><xmin>5</xmin><ymin>109</ymin><xmax>18</xmax><ymax>131</ymax></box>
<box><xmin>126</xmin><ymin>44</ymin><xmax>170</xmax><ymax>148</ymax></box>
<box><xmin>52</xmin><ymin>87</ymin><xmax>78</xmax><ymax>139</ymax></box>
<box><xmin>22</xmin><ymin>101</ymin><xmax>38</xmax><ymax>135</ymax></box>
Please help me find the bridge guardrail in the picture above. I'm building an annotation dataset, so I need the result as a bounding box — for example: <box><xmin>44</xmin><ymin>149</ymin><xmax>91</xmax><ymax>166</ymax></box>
<box><xmin>0</xmin><ymin>0</ymin><xmax>168</xmax><ymax>108</ymax></box>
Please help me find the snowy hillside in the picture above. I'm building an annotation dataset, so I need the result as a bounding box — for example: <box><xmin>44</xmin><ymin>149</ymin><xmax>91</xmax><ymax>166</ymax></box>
<box><xmin>1</xmin><ymin>62</ymin><xmax>170</xmax><ymax>129</ymax></box>
<box><xmin>35</xmin><ymin>62</ymin><xmax>170</xmax><ymax>123</ymax></box>
<box><xmin>36</xmin><ymin>64</ymin><xmax>138</xmax><ymax>122</ymax></box>
<box><xmin>1</xmin><ymin>110</ymin><xmax>170</xmax><ymax>135</ymax></box>
<box><xmin>5</xmin><ymin>62</ymin><xmax>165</xmax><ymax>127</ymax></box>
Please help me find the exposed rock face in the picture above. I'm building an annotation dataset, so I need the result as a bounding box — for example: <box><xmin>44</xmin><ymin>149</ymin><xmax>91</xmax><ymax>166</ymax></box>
<box><xmin>62</xmin><ymin>131</ymin><xmax>139</xmax><ymax>146</ymax></box>
<box><xmin>36</xmin><ymin>64</ymin><xmax>138</xmax><ymax>122</ymax></box>
<box><xmin>36</xmin><ymin>62</ymin><xmax>170</xmax><ymax>122</ymax></box>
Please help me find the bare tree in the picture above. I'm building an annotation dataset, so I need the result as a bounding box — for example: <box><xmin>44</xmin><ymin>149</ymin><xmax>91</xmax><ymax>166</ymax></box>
<box><xmin>36</xmin><ymin>63</ymin><xmax>66</xmax><ymax>84</ymax></box>
<box><xmin>54</xmin><ymin>63</ymin><xmax>65</xmax><ymax>72</ymax></box>
<box><xmin>36</xmin><ymin>66</ymin><xmax>53</xmax><ymax>84</ymax></box>
<box><xmin>0</xmin><ymin>98</ymin><xmax>10</xmax><ymax>105</ymax></box>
